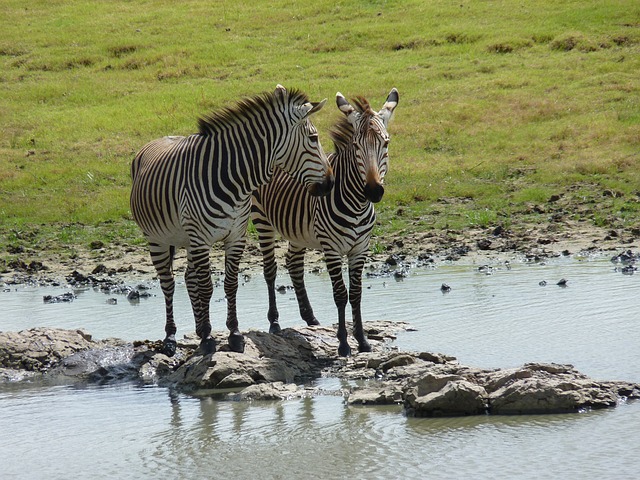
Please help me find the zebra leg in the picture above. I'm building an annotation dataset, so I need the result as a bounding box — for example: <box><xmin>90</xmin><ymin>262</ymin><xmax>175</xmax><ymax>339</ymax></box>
<box><xmin>186</xmin><ymin>247</ymin><xmax>216</xmax><ymax>355</ymax></box>
<box><xmin>149</xmin><ymin>243</ymin><xmax>178</xmax><ymax>357</ymax></box>
<box><xmin>224</xmin><ymin>240</ymin><xmax>246</xmax><ymax>353</ymax></box>
<box><xmin>348</xmin><ymin>254</ymin><xmax>371</xmax><ymax>353</ymax></box>
<box><xmin>256</xmin><ymin>223</ymin><xmax>281</xmax><ymax>334</ymax></box>
<box><xmin>286</xmin><ymin>245</ymin><xmax>320</xmax><ymax>327</ymax></box>
<box><xmin>325</xmin><ymin>252</ymin><xmax>351</xmax><ymax>357</ymax></box>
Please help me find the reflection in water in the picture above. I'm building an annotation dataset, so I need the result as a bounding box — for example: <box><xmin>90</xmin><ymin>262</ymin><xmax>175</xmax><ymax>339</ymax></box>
<box><xmin>0</xmin><ymin>378</ymin><xmax>639</xmax><ymax>479</ymax></box>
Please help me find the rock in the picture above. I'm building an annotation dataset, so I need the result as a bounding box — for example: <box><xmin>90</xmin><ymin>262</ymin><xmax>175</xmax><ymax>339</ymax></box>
<box><xmin>379</xmin><ymin>353</ymin><xmax>415</xmax><ymax>372</ymax></box>
<box><xmin>412</xmin><ymin>373</ymin><xmax>465</xmax><ymax>396</ymax></box>
<box><xmin>385</xmin><ymin>254</ymin><xmax>400</xmax><ymax>266</ymax></box>
<box><xmin>405</xmin><ymin>380</ymin><xmax>488</xmax><ymax>417</ymax></box>
<box><xmin>347</xmin><ymin>383</ymin><xmax>404</xmax><ymax>405</ymax></box>
<box><xmin>43</xmin><ymin>292</ymin><xmax>75</xmax><ymax>303</ymax></box>
<box><xmin>489</xmin><ymin>378</ymin><xmax>618</xmax><ymax>414</ymax></box>
<box><xmin>91</xmin><ymin>264</ymin><xmax>108</xmax><ymax>275</ymax></box>
<box><xmin>236</xmin><ymin>382</ymin><xmax>304</xmax><ymax>401</ymax></box>
<box><xmin>477</xmin><ymin>238</ymin><xmax>492</xmax><ymax>250</ymax></box>
<box><xmin>483</xmin><ymin>363</ymin><xmax>620</xmax><ymax>414</ymax></box>
<box><xmin>160</xmin><ymin>327</ymin><xmax>339</xmax><ymax>390</ymax></box>
<box><xmin>89</xmin><ymin>240</ymin><xmax>105</xmax><ymax>250</ymax></box>
<box><xmin>0</xmin><ymin>328</ymin><xmax>94</xmax><ymax>371</ymax></box>
<box><xmin>417</xmin><ymin>351</ymin><xmax>456</xmax><ymax>364</ymax></box>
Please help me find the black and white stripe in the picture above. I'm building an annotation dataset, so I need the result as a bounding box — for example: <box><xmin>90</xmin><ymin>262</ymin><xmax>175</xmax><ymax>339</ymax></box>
<box><xmin>130</xmin><ymin>85</ymin><xmax>334</xmax><ymax>355</ymax></box>
<box><xmin>251</xmin><ymin>88</ymin><xmax>398</xmax><ymax>356</ymax></box>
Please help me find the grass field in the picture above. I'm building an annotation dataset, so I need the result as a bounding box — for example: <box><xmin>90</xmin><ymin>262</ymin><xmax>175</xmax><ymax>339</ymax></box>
<box><xmin>1</xmin><ymin>0</ymin><xmax>639</xmax><ymax>258</ymax></box>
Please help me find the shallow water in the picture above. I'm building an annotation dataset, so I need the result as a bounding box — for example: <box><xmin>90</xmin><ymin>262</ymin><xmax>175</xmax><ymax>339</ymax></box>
<box><xmin>1</xmin><ymin>254</ymin><xmax>639</xmax><ymax>479</ymax></box>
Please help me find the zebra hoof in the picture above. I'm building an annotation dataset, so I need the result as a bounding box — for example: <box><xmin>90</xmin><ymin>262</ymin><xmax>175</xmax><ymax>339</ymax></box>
<box><xmin>269</xmin><ymin>322</ymin><xmax>282</xmax><ymax>334</ymax></box>
<box><xmin>305</xmin><ymin>318</ymin><xmax>320</xmax><ymax>327</ymax></box>
<box><xmin>228</xmin><ymin>332</ymin><xmax>245</xmax><ymax>353</ymax></box>
<box><xmin>162</xmin><ymin>336</ymin><xmax>177</xmax><ymax>357</ymax></box>
<box><xmin>200</xmin><ymin>336</ymin><xmax>217</xmax><ymax>355</ymax></box>
<box><xmin>338</xmin><ymin>342</ymin><xmax>352</xmax><ymax>357</ymax></box>
<box><xmin>358</xmin><ymin>341</ymin><xmax>372</xmax><ymax>353</ymax></box>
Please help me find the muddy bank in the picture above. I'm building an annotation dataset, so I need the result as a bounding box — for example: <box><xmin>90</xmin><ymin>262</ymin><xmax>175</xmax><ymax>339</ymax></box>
<box><xmin>1</xmin><ymin>220</ymin><xmax>639</xmax><ymax>287</ymax></box>
<box><xmin>1</xmin><ymin>325</ymin><xmax>638</xmax><ymax>417</ymax></box>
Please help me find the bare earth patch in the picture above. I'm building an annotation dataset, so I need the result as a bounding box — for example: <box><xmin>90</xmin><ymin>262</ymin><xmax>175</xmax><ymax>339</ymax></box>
<box><xmin>0</xmin><ymin>218</ymin><xmax>640</xmax><ymax>283</ymax></box>
<box><xmin>1</xmin><ymin>220</ymin><xmax>638</xmax><ymax>285</ymax></box>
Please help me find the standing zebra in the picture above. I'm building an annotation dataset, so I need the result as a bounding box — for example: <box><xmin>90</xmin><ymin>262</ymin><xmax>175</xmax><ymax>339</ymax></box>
<box><xmin>251</xmin><ymin>88</ymin><xmax>398</xmax><ymax>356</ymax></box>
<box><xmin>130</xmin><ymin>85</ymin><xmax>334</xmax><ymax>356</ymax></box>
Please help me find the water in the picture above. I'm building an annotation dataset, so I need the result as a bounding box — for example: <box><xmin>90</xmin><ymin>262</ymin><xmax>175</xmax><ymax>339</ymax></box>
<box><xmin>1</xmin><ymin>255</ymin><xmax>639</xmax><ymax>479</ymax></box>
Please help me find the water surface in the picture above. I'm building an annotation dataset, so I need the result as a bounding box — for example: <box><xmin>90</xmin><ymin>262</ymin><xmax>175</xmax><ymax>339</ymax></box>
<box><xmin>1</xmin><ymin>255</ymin><xmax>638</xmax><ymax>479</ymax></box>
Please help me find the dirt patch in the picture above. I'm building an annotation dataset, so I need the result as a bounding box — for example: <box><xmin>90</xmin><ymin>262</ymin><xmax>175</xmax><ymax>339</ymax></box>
<box><xmin>1</xmin><ymin>220</ymin><xmax>638</xmax><ymax>286</ymax></box>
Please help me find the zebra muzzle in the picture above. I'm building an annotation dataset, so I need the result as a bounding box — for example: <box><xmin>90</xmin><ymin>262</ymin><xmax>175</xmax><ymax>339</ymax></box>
<box><xmin>308</xmin><ymin>173</ymin><xmax>335</xmax><ymax>197</ymax></box>
<box><xmin>365</xmin><ymin>182</ymin><xmax>385</xmax><ymax>203</ymax></box>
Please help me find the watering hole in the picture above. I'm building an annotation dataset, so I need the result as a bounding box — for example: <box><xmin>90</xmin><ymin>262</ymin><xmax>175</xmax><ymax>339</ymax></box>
<box><xmin>1</xmin><ymin>254</ymin><xmax>639</xmax><ymax>479</ymax></box>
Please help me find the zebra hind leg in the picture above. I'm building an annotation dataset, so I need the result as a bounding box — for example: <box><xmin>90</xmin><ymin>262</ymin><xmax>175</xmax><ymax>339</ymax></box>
<box><xmin>149</xmin><ymin>244</ymin><xmax>178</xmax><ymax>357</ymax></box>
<box><xmin>286</xmin><ymin>245</ymin><xmax>320</xmax><ymax>327</ymax></box>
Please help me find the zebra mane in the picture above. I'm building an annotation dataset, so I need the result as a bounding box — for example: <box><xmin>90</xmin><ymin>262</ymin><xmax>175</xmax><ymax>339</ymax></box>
<box><xmin>197</xmin><ymin>88</ymin><xmax>311</xmax><ymax>135</ymax></box>
<box><xmin>329</xmin><ymin>96</ymin><xmax>376</xmax><ymax>152</ymax></box>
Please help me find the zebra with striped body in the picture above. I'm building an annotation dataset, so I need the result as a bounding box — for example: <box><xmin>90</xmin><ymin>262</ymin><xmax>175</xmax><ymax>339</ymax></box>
<box><xmin>251</xmin><ymin>88</ymin><xmax>398</xmax><ymax>356</ymax></box>
<box><xmin>130</xmin><ymin>85</ymin><xmax>334</xmax><ymax>356</ymax></box>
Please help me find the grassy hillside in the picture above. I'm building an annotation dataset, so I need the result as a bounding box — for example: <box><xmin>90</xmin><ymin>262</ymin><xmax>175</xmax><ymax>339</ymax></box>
<box><xmin>1</xmin><ymin>0</ymin><xmax>639</xmax><ymax>255</ymax></box>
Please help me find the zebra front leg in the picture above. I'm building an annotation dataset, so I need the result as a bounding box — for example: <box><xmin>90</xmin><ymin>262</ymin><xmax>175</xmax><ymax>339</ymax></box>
<box><xmin>224</xmin><ymin>240</ymin><xmax>246</xmax><ymax>353</ymax></box>
<box><xmin>186</xmin><ymin>247</ymin><xmax>216</xmax><ymax>355</ymax></box>
<box><xmin>286</xmin><ymin>245</ymin><xmax>320</xmax><ymax>327</ymax></box>
<box><xmin>326</xmin><ymin>253</ymin><xmax>350</xmax><ymax>356</ymax></box>
<box><xmin>349</xmin><ymin>254</ymin><xmax>371</xmax><ymax>353</ymax></box>
<box><xmin>149</xmin><ymin>244</ymin><xmax>178</xmax><ymax>357</ymax></box>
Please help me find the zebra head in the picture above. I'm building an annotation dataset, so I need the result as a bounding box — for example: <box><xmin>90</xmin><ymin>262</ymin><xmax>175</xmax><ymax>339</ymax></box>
<box><xmin>335</xmin><ymin>88</ymin><xmax>399</xmax><ymax>203</ymax></box>
<box><xmin>272</xmin><ymin>85</ymin><xmax>335</xmax><ymax>197</ymax></box>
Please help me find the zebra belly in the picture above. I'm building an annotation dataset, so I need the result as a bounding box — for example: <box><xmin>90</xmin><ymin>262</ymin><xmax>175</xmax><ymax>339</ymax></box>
<box><xmin>314</xmin><ymin>218</ymin><xmax>374</xmax><ymax>258</ymax></box>
<box><xmin>139</xmin><ymin>202</ymin><xmax>250</xmax><ymax>250</ymax></box>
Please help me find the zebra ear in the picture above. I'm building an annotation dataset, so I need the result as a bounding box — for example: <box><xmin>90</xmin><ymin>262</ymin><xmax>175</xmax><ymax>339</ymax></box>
<box><xmin>274</xmin><ymin>84</ymin><xmax>287</xmax><ymax>101</ymax></box>
<box><xmin>336</xmin><ymin>92</ymin><xmax>358</xmax><ymax>125</ymax></box>
<box><xmin>306</xmin><ymin>98</ymin><xmax>327</xmax><ymax>117</ymax></box>
<box><xmin>379</xmin><ymin>88</ymin><xmax>399</xmax><ymax>127</ymax></box>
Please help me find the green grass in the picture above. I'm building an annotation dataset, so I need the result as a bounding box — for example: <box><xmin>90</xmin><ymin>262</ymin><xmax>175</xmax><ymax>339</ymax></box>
<box><xmin>1</xmin><ymin>0</ymin><xmax>639</xmax><ymax>256</ymax></box>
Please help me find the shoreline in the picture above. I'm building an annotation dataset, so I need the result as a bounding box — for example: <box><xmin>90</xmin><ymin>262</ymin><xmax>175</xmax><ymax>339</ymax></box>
<box><xmin>2</xmin><ymin>221</ymin><xmax>638</xmax><ymax>286</ymax></box>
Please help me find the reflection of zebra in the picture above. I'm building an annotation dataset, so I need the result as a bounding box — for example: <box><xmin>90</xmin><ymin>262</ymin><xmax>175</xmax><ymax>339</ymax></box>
<box><xmin>130</xmin><ymin>85</ymin><xmax>334</xmax><ymax>356</ymax></box>
<box><xmin>251</xmin><ymin>89</ymin><xmax>398</xmax><ymax>356</ymax></box>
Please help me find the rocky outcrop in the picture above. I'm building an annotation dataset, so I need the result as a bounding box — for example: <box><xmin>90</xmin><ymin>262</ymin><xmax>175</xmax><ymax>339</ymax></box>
<box><xmin>0</xmin><ymin>328</ymin><xmax>95</xmax><ymax>374</ymax></box>
<box><xmin>1</xmin><ymin>325</ymin><xmax>638</xmax><ymax>417</ymax></box>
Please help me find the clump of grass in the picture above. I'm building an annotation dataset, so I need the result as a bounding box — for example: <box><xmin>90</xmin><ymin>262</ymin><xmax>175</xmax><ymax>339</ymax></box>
<box><xmin>108</xmin><ymin>44</ymin><xmax>139</xmax><ymax>58</ymax></box>
<box><xmin>486</xmin><ymin>39</ymin><xmax>533</xmax><ymax>54</ymax></box>
<box><xmin>445</xmin><ymin>32</ymin><xmax>480</xmax><ymax>45</ymax></box>
<box><xmin>549</xmin><ymin>32</ymin><xmax>602</xmax><ymax>52</ymax></box>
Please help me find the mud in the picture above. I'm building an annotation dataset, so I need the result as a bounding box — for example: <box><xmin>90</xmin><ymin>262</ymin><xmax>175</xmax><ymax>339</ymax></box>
<box><xmin>2</xmin><ymin>221</ymin><xmax>638</xmax><ymax>287</ymax></box>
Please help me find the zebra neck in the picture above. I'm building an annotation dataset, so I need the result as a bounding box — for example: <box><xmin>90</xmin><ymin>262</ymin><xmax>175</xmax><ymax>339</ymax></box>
<box><xmin>326</xmin><ymin>151</ymin><xmax>371</xmax><ymax>213</ymax></box>
<box><xmin>205</xmin><ymin>125</ymin><xmax>274</xmax><ymax>194</ymax></box>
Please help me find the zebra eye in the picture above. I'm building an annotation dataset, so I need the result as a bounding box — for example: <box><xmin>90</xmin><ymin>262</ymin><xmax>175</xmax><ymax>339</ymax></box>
<box><xmin>309</xmin><ymin>134</ymin><xmax>319</xmax><ymax>143</ymax></box>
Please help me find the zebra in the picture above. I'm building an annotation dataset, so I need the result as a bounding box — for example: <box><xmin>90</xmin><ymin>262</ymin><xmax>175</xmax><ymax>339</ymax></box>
<box><xmin>130</xmin><ymin>85</ymin><xmax>334</xmax><ymax>356</ymax></box>
<box><xmin>251</xmin><ymin>88</ymin><xmax>399</xmax><ymax>356</ymax></box>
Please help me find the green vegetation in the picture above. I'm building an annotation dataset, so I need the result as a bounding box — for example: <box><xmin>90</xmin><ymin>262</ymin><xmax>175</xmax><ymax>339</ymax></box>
<box><xmin>1</xmin><ymin>0</ymin><xmax>639</xmax><ymax>257</ymax></box>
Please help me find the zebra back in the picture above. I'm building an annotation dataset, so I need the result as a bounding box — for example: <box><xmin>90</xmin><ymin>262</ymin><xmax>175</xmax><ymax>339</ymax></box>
<box><xmin>131</xmin><ymin>85</ymin><xmax>332</xmax><ymax>248</ymax></box>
